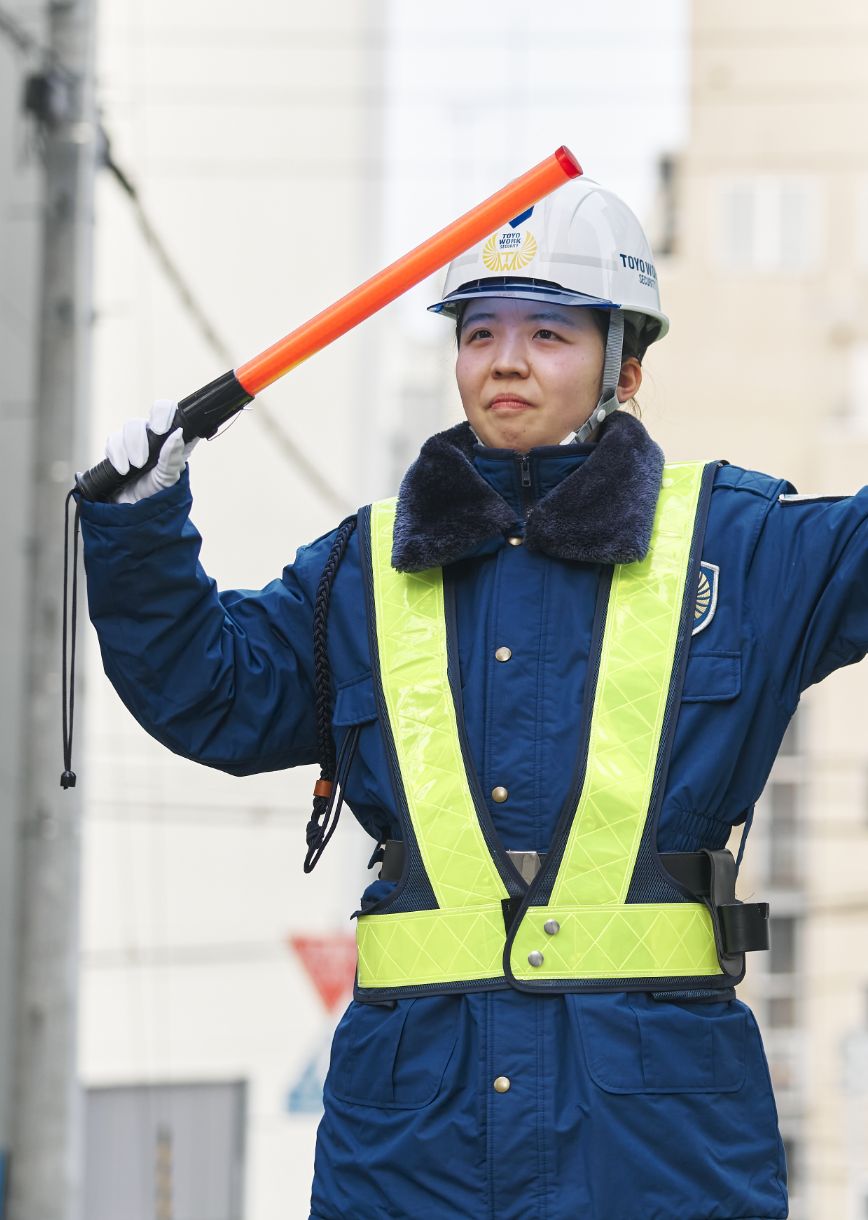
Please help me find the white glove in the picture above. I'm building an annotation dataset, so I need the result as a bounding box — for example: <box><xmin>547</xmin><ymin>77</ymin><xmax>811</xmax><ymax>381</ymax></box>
<box><xmin>105</xmin><ymin>399</ymin><xmax>199</xmax><ymax>505</ymax></box>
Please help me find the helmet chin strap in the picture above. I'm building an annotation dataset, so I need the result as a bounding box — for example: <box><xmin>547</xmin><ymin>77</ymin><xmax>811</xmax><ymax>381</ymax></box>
<box><xmin>572</xmin><ymin>311</ymin><xmax>624</xmax><ymax>444</ymax></box>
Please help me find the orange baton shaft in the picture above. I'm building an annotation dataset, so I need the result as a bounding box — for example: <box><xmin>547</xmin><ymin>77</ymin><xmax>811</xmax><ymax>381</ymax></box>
<box><xmin>236</xmin><ymin>145</ymin><xmax>582</xmax><ymax>395</ymax></box>
<box><xmin>76</xmin><ymin>146</ymin><xmax>581</xmax><ymax>502</ymax></box>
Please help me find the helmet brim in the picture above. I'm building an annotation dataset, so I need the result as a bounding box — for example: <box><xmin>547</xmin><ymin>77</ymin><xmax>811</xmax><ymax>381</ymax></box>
<box><xmin>428</xmin><ymin>277</ymin><xmax>620</xmax><ymax>319</ymax></box>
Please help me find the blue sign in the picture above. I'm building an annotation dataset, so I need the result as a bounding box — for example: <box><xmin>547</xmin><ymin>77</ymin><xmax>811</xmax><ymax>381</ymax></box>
<box><xmin>286</xmin><ymin>1054</ymin><xmax>324</xmax><ymax>1114</ymax></box>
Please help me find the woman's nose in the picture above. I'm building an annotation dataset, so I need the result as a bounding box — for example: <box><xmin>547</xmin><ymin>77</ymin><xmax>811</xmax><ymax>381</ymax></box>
<box><xmin>491</xmin><ymin>337</ymin><xmax>529</xmax><ymax>376</ymax></box>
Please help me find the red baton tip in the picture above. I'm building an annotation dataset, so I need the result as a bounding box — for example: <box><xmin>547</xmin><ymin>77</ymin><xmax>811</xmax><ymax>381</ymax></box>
<box><xmin>555</xmin><ymin>145</ymin><xmax>583</xmax><ymax>179</ymax></box>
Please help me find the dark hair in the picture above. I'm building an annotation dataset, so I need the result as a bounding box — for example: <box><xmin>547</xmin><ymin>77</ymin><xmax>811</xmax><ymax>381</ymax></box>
<box><xmin>588</xmin><ymin>309</ymin><xmax>650</xmax><ymax>366</ymax></box>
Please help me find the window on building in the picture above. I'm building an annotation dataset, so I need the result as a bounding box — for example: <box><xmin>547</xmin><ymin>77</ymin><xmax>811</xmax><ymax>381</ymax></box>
<box><xmin>858</xmin><ymin>176</ymin><xmax>868</xmax><ymax>269</ymax></box>
<box><xmin>769</xmin><ymin>915</ymin><xmax>798</xmax><ymax>975</ymax></box>
<box><xmin>842</xmin><ymin>341</ymin><xmax>868</xmax><ymax>433</ymax></box>
<box><xmin>769</xmin><ymin>1052</ymin><xmax>798</xmax><ymax>1093</ymax></box>
<box><xmin>716</xmin><ymin>177</ymin><xmax>823</xmax><ymax>273</ymax></box>
<box><xmin>767</xmin><ymin>995</ymin><xmax>797</xmax><ymax>1029</ymax></box>
<box><xmin>766</xmin><ymin>781</ymin><xmax>801</xmax><ymax>888</ymax></box>
<box><xmin>778</xmin><ymin>711</ymin><xmax>801</xmax><ymax>758</ymax></box>
<box><xmin>782</xmin><ymin>1135</ymin><xmax>799</xmax><ymax>1195</ymax></box>
<box><xmin>84</xmin><ymin>1081</ymin><xmax>246</xmax><ymax>1220</ymax></box>
<box><xmin>720</xmin><ymin>182</ymin><xmax>755</xmax><ymax>267</ymax></box>
<box><xmin>655</xmin><ymin>153</ymin><xmax>679</xmax><ymax>257</ymax></box>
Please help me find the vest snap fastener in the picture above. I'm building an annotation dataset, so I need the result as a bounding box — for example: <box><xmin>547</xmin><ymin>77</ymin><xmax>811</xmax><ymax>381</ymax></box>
<box><xmin>544</xmin><ymin>919</ymin><xmax>560</xmax><ymax>936</ymax></box>
<box><xmin>493</xmin><ymin>1076</ymin><xmax>511</xmax><ymax>1093</ymax></box>
<box><xmin>527</xmin><ymin>950</ymin><xmax>544</xmax><ymax>967</ymax></box>
<box><xmin>507</xmin><ymin>535</ymin><xmax>523</xmax><ymax>547</ymax></box>
<box><xmin>491</xmin><ymin>786</ymin><xmax>509</xmax><ymax>803</ymax></box>
<box><xmin>495</xmin><ymin>646</ymin><xmax>512</xmax><ymax>662</ymax></box>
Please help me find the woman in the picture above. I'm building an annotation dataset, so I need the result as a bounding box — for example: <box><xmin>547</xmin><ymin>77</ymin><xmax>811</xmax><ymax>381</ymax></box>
<box><xmin>79</xmin><ymin>177</ymin><xmax>868</xmax><ymax>1219</ymax></box>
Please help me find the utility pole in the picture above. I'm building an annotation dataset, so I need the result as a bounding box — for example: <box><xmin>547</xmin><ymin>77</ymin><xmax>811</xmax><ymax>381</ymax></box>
<box><xmin>9</xmin><ymin>0</ymin><xmax>97</xmax><ymax>1217</ymax></box>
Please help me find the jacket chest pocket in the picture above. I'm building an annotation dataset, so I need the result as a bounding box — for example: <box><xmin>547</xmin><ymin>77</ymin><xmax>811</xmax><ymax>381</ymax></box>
<box><xmin>571</xmin><ymin>992</ymin><xmax>747</xmax><ymax>1094</ymax></box>
<box><xmin>681</xmin><ymin>650</ymin><xmax>741</xmax><ymax>703</ymax></box>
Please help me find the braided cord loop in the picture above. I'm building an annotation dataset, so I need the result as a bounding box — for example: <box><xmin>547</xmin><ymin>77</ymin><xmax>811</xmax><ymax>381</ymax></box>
<box><xmin>304</xmin><ymin>515</ymin><xmax>358</xmax><ymax>872</ymax></box>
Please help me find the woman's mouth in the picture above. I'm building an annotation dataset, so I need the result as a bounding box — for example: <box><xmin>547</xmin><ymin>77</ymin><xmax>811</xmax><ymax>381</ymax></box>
<box><xmin>489</xmin><ymin>395</ymin><xmax>534</xmax><ymax>412</ymax></box>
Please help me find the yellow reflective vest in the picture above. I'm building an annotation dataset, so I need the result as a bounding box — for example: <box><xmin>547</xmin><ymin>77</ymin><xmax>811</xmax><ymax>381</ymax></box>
<box><xmin>356</xmin><ymin>461</ymin><xmax>737</xmax><ymax>998</ymax></box>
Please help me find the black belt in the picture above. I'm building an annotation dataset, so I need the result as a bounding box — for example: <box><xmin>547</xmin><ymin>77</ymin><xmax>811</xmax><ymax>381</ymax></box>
<box><xmin>381</xmin><ymin>842</ymin><xmax>549</xmax><ymax>884</ymax></box>
<box><xmin>378</xmin><ymin>840</ymin><xmax>769</xmax><ymax>967</ymax></box>
<box><xmin>664</xmin><ymin>849</ymin><xmax>770</xmax><ymax>971</ymax></box>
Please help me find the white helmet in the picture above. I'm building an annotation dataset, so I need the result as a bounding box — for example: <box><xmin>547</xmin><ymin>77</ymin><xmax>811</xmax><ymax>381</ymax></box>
<box><xmin>429</xmin><ymin>177</ymin><xmax>668</xmax><ymax>440</ymax></box>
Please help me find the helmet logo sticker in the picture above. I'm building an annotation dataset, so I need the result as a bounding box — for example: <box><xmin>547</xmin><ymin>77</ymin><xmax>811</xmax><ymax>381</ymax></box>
<box><xmin>483</xmin><ymin>229</ymin><xmax>538</xmax><ymax>273</ymax></box>
<box><xmin>618</xmin><ymin>252</ymin><xmax>658</xmax><ymax>290</ymax></box>
<box><xmin>692</xmin><ymin>561</ymin><xmax>719</xmax><ymax>636</ymax></box>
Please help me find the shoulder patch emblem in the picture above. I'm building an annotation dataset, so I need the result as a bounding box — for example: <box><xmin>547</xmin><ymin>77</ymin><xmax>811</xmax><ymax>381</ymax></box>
<box><xmin>693</xmin><ymin>561</ymin><xmax>719</xmax><ymax>636</ymax></box>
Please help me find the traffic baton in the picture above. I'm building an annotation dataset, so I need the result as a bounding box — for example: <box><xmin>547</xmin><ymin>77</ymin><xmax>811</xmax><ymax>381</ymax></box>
<box><xmin>76</xmin><ymin>146</ymin><xmax>582</xmax><ymax>501</ymax></box>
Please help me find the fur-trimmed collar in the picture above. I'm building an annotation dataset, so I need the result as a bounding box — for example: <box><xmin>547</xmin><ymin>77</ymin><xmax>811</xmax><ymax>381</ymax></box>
<box><xmin>392</xmin><ymin>411</ymin><xmax>664</xmax><ymax>571</ymax></box>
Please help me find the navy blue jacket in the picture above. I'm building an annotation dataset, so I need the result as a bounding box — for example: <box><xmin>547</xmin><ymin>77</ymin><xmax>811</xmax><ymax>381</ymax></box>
<box><xmin>79</xmin><ymin>415</ymin><xmax>868</xmax><ymax>1219</ymax></box>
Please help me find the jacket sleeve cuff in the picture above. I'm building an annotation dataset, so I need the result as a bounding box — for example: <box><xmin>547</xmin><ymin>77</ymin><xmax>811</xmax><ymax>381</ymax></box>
<box><xmin>76</xmin><ymin>466</ymin><xmax>193</xmax><ymax>528</ymax></box>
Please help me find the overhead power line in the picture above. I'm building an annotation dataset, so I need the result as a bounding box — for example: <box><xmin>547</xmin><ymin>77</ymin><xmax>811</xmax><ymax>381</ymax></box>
<box><xmin>0</xmin><ymin>6</ymin><xmax>41</xmax><ymax>56</ymax></box>
<box><xmin>0</xmin><ymin>5</ymin><xmax>76</xmax><ymax>82</ymax></box>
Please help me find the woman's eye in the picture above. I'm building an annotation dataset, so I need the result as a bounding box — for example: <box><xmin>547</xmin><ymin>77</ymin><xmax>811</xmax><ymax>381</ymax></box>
<box><xmin>467</xmin><ymin>328</ymin><xmax>492</xmax><ymax>341</ymax></box>
<box><xmin>535</xmin><ymin>328</ymin><xmax>560</xmax><ymax>341</ymax></box>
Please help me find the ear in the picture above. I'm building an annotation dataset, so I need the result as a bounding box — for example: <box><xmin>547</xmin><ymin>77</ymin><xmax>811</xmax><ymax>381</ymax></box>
<box><xmin>616</xmin><ymin>357</ymin><xmax>643</xmax><ymax>404</ymax></box>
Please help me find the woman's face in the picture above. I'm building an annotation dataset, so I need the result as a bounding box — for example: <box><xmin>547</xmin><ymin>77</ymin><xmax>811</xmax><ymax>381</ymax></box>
<box><xmin>455</xmin><ymin>298</ymin><xmax>608</xmax><ymax>451</ymax></box>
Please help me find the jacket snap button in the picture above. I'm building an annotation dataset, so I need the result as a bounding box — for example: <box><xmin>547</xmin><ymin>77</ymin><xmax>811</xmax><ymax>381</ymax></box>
<box><xmin>495</xmin><ymin>647</ymin><xmax>512</xmax><ymax>662</ymax></box>
<box><xmin>491</xmin><ymin>786</ymin><xmax>509</xmax><ymax>803</ymax></box>
<box><xmin>493</xmin><ymin>1076</ymin><xmax>511</xmax><ymax>1093</ymax></box>
<box><xmin>544</xmin><ymin>919</ymin><xmax>560</xmax><ymax>936</ymax></box>
<box><xmin>507</xmin><ymin>535</ymin><xmax>523</xmax><ymax>547</ymax></box>
<box><xmin>527</xmin><ymin>950</ymin><xmax>544</xmax><ymax>967</ymax></box>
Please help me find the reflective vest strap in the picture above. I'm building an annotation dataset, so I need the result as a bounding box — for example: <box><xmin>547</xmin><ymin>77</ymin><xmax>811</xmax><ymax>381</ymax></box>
<box><xmin>356</xmin><ymin>905</ymin><xmax>506</xmax><ymax>989</ymax></box>
<box><xmin>369</xmin><ymin>499</ymin><xmax>509</xmax><ymax>909</ymax></box>
<box><xmin>550</xmin><ymin>462</ymin><xmax>706</xmax><ymax>910</ymax></box>
<box><xmin>509</xmin><ymin>902</ymin><xmax>720</xmax><ymax>981</ymax></box>
<box><xmin>360</xmin><ymin>465</ymin><xmax>725</xmax><ymax>996</ymax></box>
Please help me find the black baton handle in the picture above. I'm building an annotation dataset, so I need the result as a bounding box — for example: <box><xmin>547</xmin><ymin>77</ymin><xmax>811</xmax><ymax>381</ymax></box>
<box><xmin>75</xmin><ymin>370</ymin><xmax>254</xmax><ymax>501</ymax></box>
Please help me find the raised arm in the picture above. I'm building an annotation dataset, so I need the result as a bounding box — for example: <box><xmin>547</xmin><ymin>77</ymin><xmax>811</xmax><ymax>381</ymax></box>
<box><xmin>77</xmin><ymin>405</ymin><xmax>330</xmax><ymax>775</ymax></box>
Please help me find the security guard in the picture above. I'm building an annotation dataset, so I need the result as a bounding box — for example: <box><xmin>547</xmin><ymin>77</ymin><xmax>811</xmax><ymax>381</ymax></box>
<box><xmin>79</xmin><ymin>178</ymin><xmax>868</xmax><ymax>1219</ymax></box>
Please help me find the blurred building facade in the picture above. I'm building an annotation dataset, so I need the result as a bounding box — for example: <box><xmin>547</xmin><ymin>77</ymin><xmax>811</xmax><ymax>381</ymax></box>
<box><xmin>648</xmin><ymin>3</ymin><xmax>868</xmax><ymax>1216</ymax></box>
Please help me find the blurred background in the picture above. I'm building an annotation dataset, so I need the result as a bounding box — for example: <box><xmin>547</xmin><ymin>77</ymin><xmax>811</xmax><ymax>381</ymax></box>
<box><xmin>1</xmin><ymin>0</ymin><xmax>867</xmax><ymax>1216</ymax></box>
